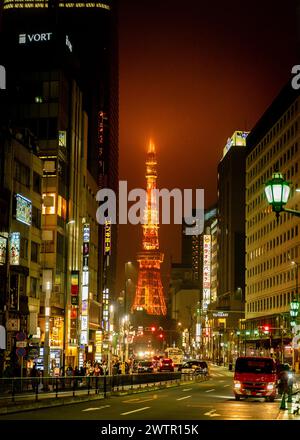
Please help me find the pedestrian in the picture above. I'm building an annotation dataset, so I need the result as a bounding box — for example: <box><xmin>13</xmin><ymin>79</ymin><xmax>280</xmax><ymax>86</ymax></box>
<box><xmin>30</xmin><ymin>364</ymin><xmax>39</xmax><ymax>392</ymax></box>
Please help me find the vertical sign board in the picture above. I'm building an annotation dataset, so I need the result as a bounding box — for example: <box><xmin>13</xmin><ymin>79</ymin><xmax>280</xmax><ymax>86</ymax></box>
<box><xmin>70</xmin><ymin>271</ymin><xmax>79</xmax><ymax>342</ymax></box>
<box><xmin>9</xmin><ymin>232</ymin><xmax>20</xmax><ymax>266</ymax></box>
<box><xmin>104</xmin><ymin>219</ymin><xmax>111</xmax><ymax>256</ymax></box>
<box><xmin>80</xmin><ymin>224</ymin><xmax>90</xmax><ymax>353</ymax></box>
<box><xmin>202</xmin><ymin>235</ymin><xmax>211</xmax><ymax>312</ymax></box>
<box><xmin>0</xmin><ymin>236</ymin><xmax>7</xmax><ymax>265</ymax></box>
<box><xmin>95</xmin><ymin>330</ymin><xmax>103</xmax><ymax>363</ymax></box>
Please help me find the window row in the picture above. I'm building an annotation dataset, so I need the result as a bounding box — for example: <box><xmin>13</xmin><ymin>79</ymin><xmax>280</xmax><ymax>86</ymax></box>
<box><xmin>247</xmin><ymin>100</ymin><xmax>298</xmax><ymax>165</ymax></box>
<box><xmin>247</xmin><ymin>225</ymin><xmax>299</xmax><ymax>247</ymax></box>
<box><xmin>247</xmin><ymin>269</ymin><xmax>298</xmax><ymax>295</ymax></box>
<box><xmin>247</xmin><ymin>246</ymin><xmax>299</xmax><ymax>276</ymax></box>
<box><xmin>247</xmin><ymin>290</ymin><xmax>296</xmax><ymax>313</ymax></box>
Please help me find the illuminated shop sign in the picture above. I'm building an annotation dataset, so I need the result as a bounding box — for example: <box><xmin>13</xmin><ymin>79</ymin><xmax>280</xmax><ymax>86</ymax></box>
<box><xmin>102</xmin><ymin>288</ymin><xmax>109</xmax><ymax>332</ymax></box>
<box><xmin>19</xmin><ymin>32</ymin><xmax>52</xmax><ymax>44</ymax></box>
<box><xmin>0</xmin><ymin>65</ymin><xmax>6</xmax><ymax>90</ymax></box>
<box><xmin>95</xmin><ymin>330</ymin><xmax>103</xmax><ymax>362</ymax></box>
<box><xmin>0</xmin><ymin>237</ymin><xmax>7</xmax><ymax>265</ymax></box>
<box><xmin>104</xmin><ymin>219</ymin><xmax>111</xmax><ymax>255</ymax></box>
<box><xmin>80</xmin><ymin>224</ymin><xmax>90</xmax><ymax>350</ymax></box>
<box><xmin>9</xmin><ymin>232</ymin><xmax>20</xmax><ymax>265</ymax></box>
<box><xmin>202</xmin><ymin>235</ymin><xmax>211</xmax><ymax>311</ymax></box>
<box><xmin>4</xmin><ymin>1</ymin><xmax>111</xmax><ymax>10</ymax></box>
<box><xmin>66</xmin><ymin>35</ymin><xmax>72</xmax><ymax>52</ymax></box>
<box><xmin>223</xmin><ymin>130</ymin><xmax>249</xmax><ymax>158</ymax></box>
<box><xmin>16</xmin><ymin>194</ymin><xmax>32</xmax><ymax>226</ymax></box>
<box><xmin>212</xmin><ymin>312</ymin><xmax>229</xmax><ymax>318</ymax></box>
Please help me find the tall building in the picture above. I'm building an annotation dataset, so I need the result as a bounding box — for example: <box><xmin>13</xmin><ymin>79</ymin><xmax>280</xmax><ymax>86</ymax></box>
<box><xmin>132</xmin><ymin>141</ymin><xmax>167</xmax><ymax>317</ymax></box>
<box><xmin>217</xmin><ymin>131</ymin><xmax>248</xmax><ymax>303</ymax></box>
<box><xmin>0</xmin><ymin>127</ymin><xmax>43</xmax><ymax>375</ymax></box>
<box><xmin>203</xmin><ymin>133</ymin><xmax>247</xmax><ymax>364</ymax></box>
<box><xmin>0</xmin><ymin>0</ymin><xmax>118</xmax><ymax>371</ymax></box>
<box><xmin>246</xmin><ymin>83</ymin><xmax>300</xmax><ymax>362</ymax></box>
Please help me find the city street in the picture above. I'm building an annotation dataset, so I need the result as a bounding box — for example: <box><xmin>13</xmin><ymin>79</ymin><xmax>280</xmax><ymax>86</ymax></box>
<box><xmin>0</xmin><ymin>365</ymin><xmax>285</xmax><ymax>420</ymax></box>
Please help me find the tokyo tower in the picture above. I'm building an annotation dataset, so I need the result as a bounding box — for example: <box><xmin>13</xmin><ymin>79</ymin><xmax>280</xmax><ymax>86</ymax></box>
<box><xmin>132</xmin><ymin>140</ymin><xmax>167</xmax><ymax>315</ymax></box>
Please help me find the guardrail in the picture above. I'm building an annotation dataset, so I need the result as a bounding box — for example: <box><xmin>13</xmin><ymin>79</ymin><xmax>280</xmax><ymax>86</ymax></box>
<box><xmin>0</xmin><ymin>371</ymin><xmax>208</xmax><ymax>406</ymax></box>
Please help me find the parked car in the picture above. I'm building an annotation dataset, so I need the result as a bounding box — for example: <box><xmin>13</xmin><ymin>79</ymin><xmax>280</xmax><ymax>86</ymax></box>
<box><xmin>137</xmin><ymin>361</ymin><xmax>155</xmax><ymax>373</ymax></box>
<box><xmin>158</xmin><ymin>358</ymin><xmax>174</xmax><ymax>372</ymax></box>
<box><xmin>180</xmin><ymin>360</ymin><xmax>209</xmax><ymax>375</ymax></box>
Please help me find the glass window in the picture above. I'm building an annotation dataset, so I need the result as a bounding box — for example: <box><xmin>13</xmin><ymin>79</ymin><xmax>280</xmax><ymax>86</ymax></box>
<box><xmin>31</xmin><ymin>241</ymin><xmax>39</xmax><ymax>263</ymax></box>
<box><xmin>32</xmin><ymin>206</ymin><xmax>41</xmax><ymax>229</ymax></box>
<box><xmin>33</xmin><ymin>172</ymin><xmax>41</xmax><ymax>194</ymax></box>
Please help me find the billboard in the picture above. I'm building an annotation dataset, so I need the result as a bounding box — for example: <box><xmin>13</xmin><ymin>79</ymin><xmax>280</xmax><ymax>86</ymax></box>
<box><xmin>16</xmin><ymin>194</ymin><xmax>32</xmax><ymax>226</ymax></box>
<box><xmin>223</xmin><ymin>131</ymin><xmax>249</xmax><ymax>158</ymax></box>
<box><xmin>202</xmin><ymin>235</ymin><xmax>211</xmax><ymax>310</ymax></box>
<box><xmin>0</xmin><ymin>237</ymin><xmax>7</xmax><ymax>265</ymax></box>
<box><xmin>9</xmin><ymin>232</ymin><xmax>20</xmax><ymax>265</ymax></box>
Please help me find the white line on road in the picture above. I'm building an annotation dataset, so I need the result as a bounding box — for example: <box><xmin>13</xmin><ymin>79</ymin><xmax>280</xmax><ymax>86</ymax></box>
<box><xmin>121</xmin><ymin>406</ymin><xmax>150</xmax><ymax>416</ymax></box>
<box><xmin>205</xmin><ymin>389</ymin><xmax>215</xmax><ymax>393</ymax></box>
<box><xmin>219</xmin><ymin>380</ymin><xmax>225</xmax><ymax>382</ymax></box>
<box><xmin>82</xmin><ymin>405</ymin><xmax>110</xmax><ymax>412</ymax></box>
<box><xmin>176</xmin><ymin>395</ymin><xmax>192</xmax><ymax>401</ymax></box>
<box><xmin>182</xmin><ymin>388</ymin><xmax>192</xmax><ymax>391</ymax></box>
<box><xmin>204</xmin><ymin>409</ymin><xmax>221</xmax><ymax>417</ymax></box>
<box><xmin>224</xmin><ymin>385</ymin><xmax>230</xmax><ymax>387</ymax></box>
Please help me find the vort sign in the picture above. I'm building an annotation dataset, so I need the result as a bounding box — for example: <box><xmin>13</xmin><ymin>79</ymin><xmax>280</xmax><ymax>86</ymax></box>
<box><xmin>19</xmin><ymin>33</ymin><xmax>52</xmax><ymax>44</ymax></box>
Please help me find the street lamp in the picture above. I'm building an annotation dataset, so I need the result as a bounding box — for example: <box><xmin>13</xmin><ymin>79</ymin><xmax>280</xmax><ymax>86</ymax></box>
<box><xmin>264</xmin><ymin>172</ymin><xmax>300</xmax><ymax>219</ymax></box>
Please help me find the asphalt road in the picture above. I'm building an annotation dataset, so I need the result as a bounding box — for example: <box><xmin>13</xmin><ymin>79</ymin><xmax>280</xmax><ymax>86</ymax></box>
<box><xmin>0</xmin><ymin>365</ymin><xmax>284</xmax><ymax>420</ymax></box>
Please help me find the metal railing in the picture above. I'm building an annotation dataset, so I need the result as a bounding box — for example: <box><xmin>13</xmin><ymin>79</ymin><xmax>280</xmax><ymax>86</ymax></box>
<box><xmin>0</xmin><ymin>371</ymin><xmax>208</xmax><ymax>406</ymax></box>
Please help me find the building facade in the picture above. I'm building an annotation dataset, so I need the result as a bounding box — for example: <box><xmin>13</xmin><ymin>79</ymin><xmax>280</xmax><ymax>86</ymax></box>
<box><xmin>0</xmin><ymin>0</ymin><xmax>118</xmax><ymax>374</ymax></box>
<box><xmin>246</xmin><ymin>83</ymin><xmax>300</xmax><ymax>364</ymax></box>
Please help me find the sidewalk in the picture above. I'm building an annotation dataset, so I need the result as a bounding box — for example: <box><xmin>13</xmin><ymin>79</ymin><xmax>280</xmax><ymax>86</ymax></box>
<box><xmin>0</xmin><ymin>379</ymin><xmax>183</xmax><ymax>415</ymax></box>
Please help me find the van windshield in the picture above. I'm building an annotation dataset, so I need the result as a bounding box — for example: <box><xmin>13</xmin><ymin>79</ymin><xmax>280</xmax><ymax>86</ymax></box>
<box><xmin>235</xmin><ymin>358</ymin><xmax>276</xmax><ymax>374</ymax></box>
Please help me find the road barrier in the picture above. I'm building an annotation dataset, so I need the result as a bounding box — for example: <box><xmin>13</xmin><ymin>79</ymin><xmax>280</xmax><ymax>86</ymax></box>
<box><xmin>0</xmin><ymin>371</ymin><xmax>209</xmax><ymax>406</ymax></box>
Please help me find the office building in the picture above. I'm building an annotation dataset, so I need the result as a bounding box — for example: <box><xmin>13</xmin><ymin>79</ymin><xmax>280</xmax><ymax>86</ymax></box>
<box><xmin>246</xmin><ymin>83</ymin><xmax>300</xmax><ymax>362</ymax></box>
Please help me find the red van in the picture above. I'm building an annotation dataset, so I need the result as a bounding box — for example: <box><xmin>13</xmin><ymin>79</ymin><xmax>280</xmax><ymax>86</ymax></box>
<box><xmin>233</xmin><ymin>356</ymin><xmax>277</xmax><ymax>401</ymax></box>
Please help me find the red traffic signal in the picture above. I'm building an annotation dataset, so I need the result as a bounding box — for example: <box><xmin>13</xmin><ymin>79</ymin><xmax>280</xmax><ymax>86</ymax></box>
<box><xmin>151</xmin><ymin>326</ymin><xmax>156</xmax><ymax>332</ymax></box>
<box><xmin>159</xmin><ymin>333</ymin><xmax>163</xmax><ymax>339</ymax></box>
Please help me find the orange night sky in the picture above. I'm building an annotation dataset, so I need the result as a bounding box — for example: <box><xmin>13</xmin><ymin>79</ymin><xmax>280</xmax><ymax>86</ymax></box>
<box><xmin>116</xmin><ymin>0</ymin><xmax>299</xmax><ymax>298</ymax></box>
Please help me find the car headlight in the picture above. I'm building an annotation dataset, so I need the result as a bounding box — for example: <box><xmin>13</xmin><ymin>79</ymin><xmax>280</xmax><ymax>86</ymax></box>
<box><xmin>234</xmin><ymin>381</ymin><xmax>241</xmax><ymax>389</ymax></box>
<box><xmin>267</xmin><ymin>383</ymin><xmax>275</xmax><ymax>390</ymax></box>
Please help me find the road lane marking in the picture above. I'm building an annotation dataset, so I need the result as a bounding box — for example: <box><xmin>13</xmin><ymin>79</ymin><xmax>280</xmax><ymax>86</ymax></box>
<box><xmin>224</xmin><ymin>385</ymin><xmax>230</xmax><ymax>387</ymax></box>
<box><xmin>82</xmin><ymin>405</ymin><xmax>110</xmax><ymax>412</ymax></box>
<box><xmin>205</xmin><ymin>389</ymin><xmax>215</xmax><ymax>393</ymax></box>
<box><xmin>204</xmin><ymin>409</ymin><xmax>221</xmax><ymax>417</ymax></box>
<box><xmin>182</xmin><ymin>388</ymin><xmax>192</xmax><ymax>391</ymax></box>
<box><xmin>219</xmin><ymin>380</ymin><xmax>225</xmax><ymax>382</ymax></box>
<box><xmin>121</xmin><ymin>407</ymin><xmax>150</xmax><ymax>416</ymax></box>
<box><xmin>176</xmin><ymin>395</ymin><xmax>192</xmax><ymax>401</ymax></box>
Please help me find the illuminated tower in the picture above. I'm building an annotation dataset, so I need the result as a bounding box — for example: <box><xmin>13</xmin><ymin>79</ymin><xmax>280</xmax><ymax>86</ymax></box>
<box><xmin>132</xmin><ymin>140</ymin><xmax>167</xmax><ymax>315</ymax></box>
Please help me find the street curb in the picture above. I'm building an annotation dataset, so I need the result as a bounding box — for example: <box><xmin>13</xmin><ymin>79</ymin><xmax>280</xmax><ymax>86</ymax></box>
<box><xmin>0</xmin><ymin>393</ymin><xmax>106</xmax><ymax>415</ymax></box>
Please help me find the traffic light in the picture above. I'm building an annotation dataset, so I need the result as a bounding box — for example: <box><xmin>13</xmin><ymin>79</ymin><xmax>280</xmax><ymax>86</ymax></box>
<box><xmin>159</xmin><ymin>333</ymin><xmax>163</xmax><ymax>339</ymax></box>
<box><xmin>263</xmin><ymin>325</ymin><xmax>270</xmax><ymax>334</ymax></box>
<box><xmin>151</xmin><ymin>326</ymin><xmax>156</xmax><ymax>332</ymax></box>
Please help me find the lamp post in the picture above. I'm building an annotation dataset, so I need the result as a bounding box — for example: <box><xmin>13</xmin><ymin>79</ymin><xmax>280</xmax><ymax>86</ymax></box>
<box><xmin>264</xmin><ymin>172</ymin><xmax>300</xmax><ymax>219</ymax></box>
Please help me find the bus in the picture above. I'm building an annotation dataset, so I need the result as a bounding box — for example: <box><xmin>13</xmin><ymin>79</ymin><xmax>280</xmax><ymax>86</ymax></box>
<box><xmin>164</xmin><ymin>347</ymin><xmax>184</xmax><ymax>368</ymax></box>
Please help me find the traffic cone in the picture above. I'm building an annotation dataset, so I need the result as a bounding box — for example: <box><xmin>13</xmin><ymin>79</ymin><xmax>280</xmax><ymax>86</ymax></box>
<box><xmin>280</xmin><ymin>392</ymin><xmax>287</xmax><ymax>410</ymax></box>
